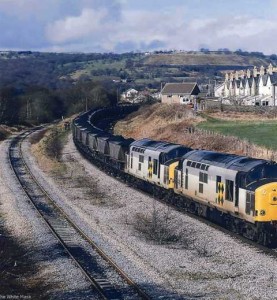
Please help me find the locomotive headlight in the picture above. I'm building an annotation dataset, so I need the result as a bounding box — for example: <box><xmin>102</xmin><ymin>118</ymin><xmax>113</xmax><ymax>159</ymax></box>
<box><xmin>273</xmin><ymin>197</ymin><xmax>277</xmax><ymax>201</ymax></box>
<box><xmin>260</xmin><ymin>210</ymin><xmax>266</xmax><ymax>216</ymax></box>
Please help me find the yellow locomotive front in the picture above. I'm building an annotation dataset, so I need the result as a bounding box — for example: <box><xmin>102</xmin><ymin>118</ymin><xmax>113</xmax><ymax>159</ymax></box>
<box><xmin>255</xmin><ymin>182</ymin><xmax>277</xmax><ymax>222</ymax></box>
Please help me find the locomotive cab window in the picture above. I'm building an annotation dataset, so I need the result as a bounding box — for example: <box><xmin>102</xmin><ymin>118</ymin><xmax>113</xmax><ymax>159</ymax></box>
<box><xmin>138</xmin><ymin>155</ymin><xmax>144</xmax><ymax>171</ymax></box>
<box><xmin>225</xmin><ymin>180</ymin><xmax>234</xmax><ymax>201</ymax></box>
<box><xmin>199</xmin><ymin>183</ymin><xmax>204</xmax><ymax>193</ymax></box>
<box><xmin>139</xmin><ymin>155</ymin><xmax>144</xmax><ymax>163</ymax></box>
<box><xmin>130</xmin><ymin>153</ymin><xmax>133</xmax><ymax>169</ymax></box>
<box><xmin>164</xmin><ymin>167</ymin><xmax>169</xmax><ymax>184</ymax></box>
<box><xmin>199</xmin><ymin>172</ymin><xmax>208</xmax><ymax>183</ymax></box>
<box><xmin>246</xmin><ymin>192</ymin><xmax>255</xmax><ymax>215</ymax></box>
<box><xmin>185</xmin><ymin>168</ymin><xmax>188</xmax><ymax>189</ymax></box>
<box><xmin>153</xmin><ymin>159</ymin><xmax>158</xmax><ymax>175</ymax></box>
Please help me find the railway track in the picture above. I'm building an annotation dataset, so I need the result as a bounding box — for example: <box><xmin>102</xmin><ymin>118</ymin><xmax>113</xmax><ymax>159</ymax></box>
<box><xmin>8</xmin><ymin>129</ymin><xmax>152</xmax><ymax>300</ymax></box>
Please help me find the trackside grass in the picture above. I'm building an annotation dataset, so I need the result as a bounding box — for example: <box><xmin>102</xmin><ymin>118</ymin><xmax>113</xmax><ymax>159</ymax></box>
<box><xmin>197</xmin><ymin>118</ymin><xmax>277</xmax><ymax>150</ymax></box>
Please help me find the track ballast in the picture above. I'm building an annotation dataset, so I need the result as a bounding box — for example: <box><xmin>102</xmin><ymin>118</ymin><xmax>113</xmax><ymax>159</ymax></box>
<box><xmin>9</xmin><ymin>129</ymin><xmax>152</xmax><ymax>300</ymax></box>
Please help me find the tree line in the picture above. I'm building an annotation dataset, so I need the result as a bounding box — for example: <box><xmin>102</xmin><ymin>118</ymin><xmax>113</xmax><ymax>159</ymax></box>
<box><xmin>0</xmin><ymin>81</ymin><xmax>117</xmax><ymax>125</ymax></box>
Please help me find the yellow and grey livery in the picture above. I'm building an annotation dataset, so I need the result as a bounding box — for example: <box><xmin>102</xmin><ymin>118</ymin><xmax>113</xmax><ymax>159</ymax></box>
<box><xmin>127</xmin><ymin>139</ymin><xmax>277</xmax><ymax>226</ymax></box>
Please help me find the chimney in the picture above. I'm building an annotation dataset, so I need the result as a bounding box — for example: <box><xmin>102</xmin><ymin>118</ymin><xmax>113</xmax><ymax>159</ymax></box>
<box><xmin>268</xmin><ymin>63</ymin><xmax>273</xmax><ymax>75</ymax></box>
<box><xmin>253</xmin><ymin>66</ymin><xmax>258</xmax><ymax>77</ymax></box>
<box><xmin>225</xmin><ymin>73</ymin><xmax>229</xmax><ymax>81</ymax></box>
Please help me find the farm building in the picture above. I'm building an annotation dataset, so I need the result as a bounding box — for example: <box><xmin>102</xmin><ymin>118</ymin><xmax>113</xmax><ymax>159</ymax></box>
<box><xmin>161</xmin><ymin>82</ymin><xmax>200</xmax><ymax>105</ymax></box>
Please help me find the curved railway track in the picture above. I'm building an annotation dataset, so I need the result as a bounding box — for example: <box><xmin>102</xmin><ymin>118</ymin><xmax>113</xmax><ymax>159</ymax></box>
<box><xmin>8</xmin><ymin>129</ymin><xmax>152</xmax><ymax>300</ymax></box>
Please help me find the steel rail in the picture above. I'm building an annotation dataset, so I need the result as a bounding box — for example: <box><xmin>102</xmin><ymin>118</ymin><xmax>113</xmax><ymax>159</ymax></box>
<box><xmin>8</xmin><ymin>129</ymin><xmax>152</xmax><ymax>300</ymax></box>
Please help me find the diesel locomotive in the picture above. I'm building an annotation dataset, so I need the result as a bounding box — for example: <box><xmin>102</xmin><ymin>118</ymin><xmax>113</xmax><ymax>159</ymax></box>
<box><xmin>73</xmin><ymin>105</ymin><xmax>277</xmax><ymax>247</ymax></box>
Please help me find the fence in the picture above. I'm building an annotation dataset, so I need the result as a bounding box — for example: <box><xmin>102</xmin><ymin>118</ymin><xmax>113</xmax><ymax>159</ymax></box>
<box><xmin>184</xmin><ymin>127</ymin><xmax>277</xmax><ymax>161</ymax></box>
<box><xmin>203</xmin><ymin>100</ymin><xmax>277</xmax><ymax>116</ymax></box>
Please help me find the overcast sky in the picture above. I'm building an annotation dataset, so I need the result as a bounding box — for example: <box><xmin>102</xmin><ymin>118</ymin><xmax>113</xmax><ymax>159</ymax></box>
<box><xmin>0</xmin><ymin>0</ymin><xmax>277</xmax><ymax>54</ymax></box>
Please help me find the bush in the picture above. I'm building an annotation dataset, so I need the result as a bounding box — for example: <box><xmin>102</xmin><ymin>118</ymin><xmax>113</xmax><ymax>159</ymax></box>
<box><xmin>44</xmin><ymin>129</ymin><xmax>64</xmax><ymax>160</ymax></box>
<box><xmin>133</xmin><ymin>204</ymin><xmax>190</xmax><ymax>246</ymax></box>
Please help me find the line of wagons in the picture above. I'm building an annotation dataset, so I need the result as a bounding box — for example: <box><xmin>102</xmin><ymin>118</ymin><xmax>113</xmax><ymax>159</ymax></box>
<box><xmin>73</xmin><ymin>105</ymin><xmax>138</xmax><ymax>170</ymax></box>
<box><xmin>73</xmin><ymin>105</ymin><xmax>277</xmax><ymax>246</ymax></box>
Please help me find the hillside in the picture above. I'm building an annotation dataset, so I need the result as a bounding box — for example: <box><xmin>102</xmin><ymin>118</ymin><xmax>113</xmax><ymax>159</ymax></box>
<box><xmin>0</xmin><ymin>50</ymin><xmax>275</xmax><ymax>91</ymax></box>
<box><xmin>143</xmin><ymin>52</ymin><xmax>270</xmax><ymax>66</ymax></box>
<box><xmin>114</xmin><ymin>103</ymin><xmax>277</xmax><ymax>159</ymax></box>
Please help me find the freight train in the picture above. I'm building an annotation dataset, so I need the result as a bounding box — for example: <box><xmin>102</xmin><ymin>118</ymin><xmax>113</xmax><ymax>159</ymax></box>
<box><xmin>73</xmin><ymin>105</ymin><xmax>277</xmax><ymax>247</ymax></box>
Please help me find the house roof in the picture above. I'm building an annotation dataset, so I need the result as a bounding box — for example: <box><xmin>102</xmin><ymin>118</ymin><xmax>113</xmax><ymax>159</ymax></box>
<box><xmin>270</xmin><ymin>73</ymin><xmax>277</xmax><ymax>84</ymax></box>
<box><xmin>161</xmin><ymin>82</ymin><xmax>198</xmax><ymax>95</ymax></box>
<box><xmin>241</xmin><ymin>78</ymin><xmax>246</xmax><ymax>88</ymax></box>
<box><xmin>125</xmin><ymin>88</ymin><xmax>138</xmax><ymax>93</ymax></box>
<box><xmin>248</xmin><ymin>77</ymin><xmax>253</xmax><ymax>88</ymax></box>
<box><xmin>261</xmin><ymin>74</ymin><xmax>269</xmax><ymax>86</ymax></box>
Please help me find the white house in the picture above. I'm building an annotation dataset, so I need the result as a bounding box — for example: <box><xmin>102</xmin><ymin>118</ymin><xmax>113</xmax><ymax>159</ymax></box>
<box><xmin>121</xmin><ymin>88</ymin><xmax>139</xmax><ymax>101</ymax></box>
<box><xmin>214</xmin><ymin>83</ymin><xmax>225</xmax><ymax>97</ymax></box>
<box><xmin>222</xmin><ymin>64</ymin><xmax>277</xmax><ymax>106</ymax></box>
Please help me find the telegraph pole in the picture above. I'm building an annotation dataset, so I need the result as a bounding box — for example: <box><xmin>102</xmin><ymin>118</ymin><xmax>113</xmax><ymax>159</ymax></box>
<box><xmin>26</xmin><ymin>98</ymin><xmax>31</xmax><ymax>120</ymax></box>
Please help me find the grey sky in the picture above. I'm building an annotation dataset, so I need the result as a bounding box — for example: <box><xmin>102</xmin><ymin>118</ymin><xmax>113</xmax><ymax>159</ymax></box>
<box><xmin>0</xmin><ymin>0</ymin><xmax>276</xmax><ymax>53</ymax></box>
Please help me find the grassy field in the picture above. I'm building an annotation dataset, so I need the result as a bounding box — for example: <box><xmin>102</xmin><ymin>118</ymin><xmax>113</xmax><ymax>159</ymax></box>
<box><xmin>143</xmin><ymin>52</ymin><xmax>270</xmax><ymax>66</ymax></box>
<box><xmin>197</xmin><ymin>117</ymin><xmax>277</xmax><ymax>150</ymax></box>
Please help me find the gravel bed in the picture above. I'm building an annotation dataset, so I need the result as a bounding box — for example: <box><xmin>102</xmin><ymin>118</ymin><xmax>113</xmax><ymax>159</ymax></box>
<box><xmin>24</xmin><ymin>133</ymin><xmax>277</xmax><ymax>300</ymax></box>
<box><xmin>0</xmin><ymin>137</ymin><xmax>100</xmax><ymax>299</ymax></box>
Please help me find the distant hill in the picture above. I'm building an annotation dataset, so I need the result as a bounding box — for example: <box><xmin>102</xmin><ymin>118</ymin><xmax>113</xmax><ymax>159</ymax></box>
<box><xmin>0</xmin><ymin>50</ymin><xmax>275</xmax><ymax>91</ymax></box>
<box><xmin>142</xmin><ymin>52</ymin><xmax>270</xmax><ymax>66</ymax></box>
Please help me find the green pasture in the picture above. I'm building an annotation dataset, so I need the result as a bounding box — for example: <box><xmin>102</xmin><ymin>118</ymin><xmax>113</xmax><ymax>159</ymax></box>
<box><xmin>197</xmin><ymin>117</ymin><xmax>277</xmax><ymax>150</ymax></box>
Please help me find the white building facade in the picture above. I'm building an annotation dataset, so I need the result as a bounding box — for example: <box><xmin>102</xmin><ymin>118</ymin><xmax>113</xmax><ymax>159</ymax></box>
<box><xmin>221</xmin><ymin>64</ymin><xmax>277</xmax><ymax>106</ymax></box>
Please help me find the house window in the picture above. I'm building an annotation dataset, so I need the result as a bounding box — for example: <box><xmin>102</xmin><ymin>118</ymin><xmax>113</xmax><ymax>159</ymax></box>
<box><xmin>167</xmin><ymin>95</ymin><xmax>172</xmax><ymax>98</ymax></box>
<box><xmin>138</xmin><ymin>163</ymin><xmax>142</xmax><ymax>171</ymax></box>
<box><xmin>153</xmin><ymin>159</ymin><xmax>158</xmax><ymax>175</ymax></box>
<box><xmin>225</xmin><ymin>180</ymin><xmax>234</xmax><ymax>201</ymax></box>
